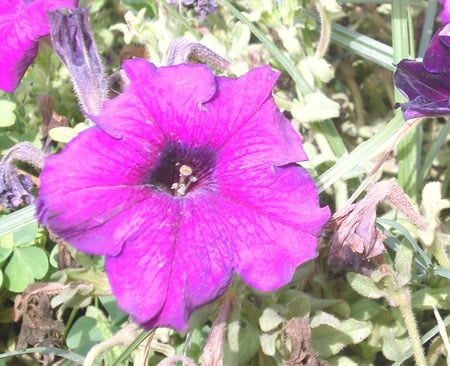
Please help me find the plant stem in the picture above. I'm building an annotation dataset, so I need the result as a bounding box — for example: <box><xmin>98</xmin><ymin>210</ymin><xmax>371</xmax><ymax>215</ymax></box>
<box><xmin>385</xmin><ymin>279</ymin><xmax>428</xmax><ymax>366</ymax></box>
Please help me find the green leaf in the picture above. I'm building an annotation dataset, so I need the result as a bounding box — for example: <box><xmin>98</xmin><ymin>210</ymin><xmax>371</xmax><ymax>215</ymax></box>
<box><xmin>382</xmin><ymin>334</ymin><xmax>411</xmax><ymax>361</ymax></box>
<box><xmin>394</xmin><ymin>244</ymin><xmax>413</xmax><ymax>287</ymax></box>
<box><xmin>66</xmin><ymin>316</ymin><xmax>104</xmax><ymax>355</ymax></box>
<box><xmin>3</xmin><ymin>247</ymin><xmax>48</xmax><ymax>292</ymax></box>
<box><xmin>347</xmin><ymin>272</ymin><xmax>385</xmax><ymax>299</ymax></box>
<box><xmin>100</xmin><ymin>296</ymin><xmax>128</xmax><ymax>325</ymax></box>
<box><xmin>412</xmin><ymin>287</ymin><xmax>450</xmax><ymax>310</ymax></box>
<box><xmin>48</xmin><ymin>126</ymin><xmax>79</xmax><ymax>144</ymax></box>
<box><xmin>224</xmin><ymin>319</ymin><xmax>260</xmax><ymax>366</ymax></box>
<box><xmin>312</xmin><ymin>325</ymin><xmax>352</xmax><ymax>358</ymax></box>
<box><xmin>13</xmin><ymin>221</ymin><xmax>38</xmax><ymax>247</ymax></box>
<box><xmin>0</xmin><ymin>99</ymin><xmax>16</xmax><ymax>127</ymax></box>
<box><xmin>259</xmin><ymin>331</ymin><xmax>279</xmax><ymax>356</ymax></box>
<box><xmin>291</xmin><ymin>92</ymin><xmax>340</xmax><ymax>123</ymax></box>
<box><xmin>312</xmin><ymin>319</ymin><xmax>372</xmax><ymax>358</ymax></box>
<box><xmin>339</xmin><ymin>318</ymin><xmax>373</xmax><ymax>345</ymax></box>
<box><xmin>0</xmin><ymin>234</ymin><xmax>14</xmax><ymax>264</ymax></box>
<box><xmin>259</xmin><ymin>308</ymin><xmax>285</xmax><ymax>332</ymax></box>
<box><xmin>350</xmin><ymin>299</ymin><xmax>382</xmax><ymax>321</ymax></box>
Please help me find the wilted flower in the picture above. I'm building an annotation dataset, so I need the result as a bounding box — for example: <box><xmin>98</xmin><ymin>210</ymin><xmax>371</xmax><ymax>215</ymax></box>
<box><xmin>37</xmin><ymin>59</ymin><xmax>330</xmax><ymax>330</ymax></box>
<box><xmin>328</xmin><ymin>181</ymin><xmax>426</xmax><ymax>275</ymax></box>
<box><xmin>394</xmin><ymin>24</ymin><xmax>450</xmax><ymax>119</ymax></box>
<box><xmin>48</xmin><ymin>8</ymin><xmax>107</xmax><ymax>116</ymax></box>
<box><xmin>0</xmin><ymin>0</ymin><xmax>78</xmax><ymax>93</ymax></box>
<box><xmin>0</xmin><ymin>142</ymin><xmax>45</xmax><ymax>208</ymax></box>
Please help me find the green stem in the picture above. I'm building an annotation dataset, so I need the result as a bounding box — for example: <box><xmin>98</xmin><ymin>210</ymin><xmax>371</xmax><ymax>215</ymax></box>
<box><xmin>385</xmin><ymin>279</ymin><xmax>428</xmax><ymax>366</ymax></box>
<box><xmin>314</xmin><ymin>2</ymin><xmax>331</xmax><ymax>59</ymax></box>
<box><xmin>392</xmin><ymin>0</ymin><xmax>418</xmax><ymax>200</ymax></box>
<box><xmin>432</xmin><ymin>240</ymin><xmax>450</xmax><ymax>269</ymax></box>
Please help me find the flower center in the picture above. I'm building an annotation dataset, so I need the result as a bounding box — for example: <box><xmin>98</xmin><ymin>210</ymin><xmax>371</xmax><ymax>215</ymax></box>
<box><xmin>148</xmin><ymin>141</ymin><xmax>216</xmax><ymax>197</ymax></box>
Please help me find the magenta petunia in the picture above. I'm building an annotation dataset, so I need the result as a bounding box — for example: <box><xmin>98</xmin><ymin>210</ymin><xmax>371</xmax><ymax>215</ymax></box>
<box><xmin>0</xmin><ymin>0</ymin><xmax>78</xmax><ymax>93</ymax></box>
<box><xmin>37</xmin><ymin>59</ymin><xmax>330</xmax><ymax>331</ymax></box>
<box><xmin>440</xmin><ymin>0</ymin><xmax>450</xmax><ymax>24</ymax></box>
<box><xmin>394</xmin><ymin>24</ymin><xmax>450</xmax><ymax>119</ymax></box>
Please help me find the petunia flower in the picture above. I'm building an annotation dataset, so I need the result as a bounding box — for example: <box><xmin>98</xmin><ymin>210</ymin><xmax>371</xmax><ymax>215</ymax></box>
<box><xmin>36</xmin><ymin>59</ymin><xmax>330</xmax><ymax>331</ymax></box>
<box><xmin>394</xmin><ymin>24</ymin><xmax>450</xmax><ymax>119</ymax></box>
<box><xmin>440</xmin><ymin>0</ymin><xmax>450</xmax><ymax>24</ymax></box>
<box><xmin>0</xmin><ymin>0</ymin><xmax>78</xmax><ymax>93</ymax></box>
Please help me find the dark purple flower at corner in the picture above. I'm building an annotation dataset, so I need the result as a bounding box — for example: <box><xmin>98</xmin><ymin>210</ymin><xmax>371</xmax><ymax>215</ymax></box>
<box><xmin>394</xmin><ymin>24</ymin><xmax>450</xmax><ymax>119</ymax></box>
<box><xmin>0</xmin><ymin>142</ymin><xmax>45</xmax><ymax>208</ymax></box>
<box><xmin>169</xmin><ymin>0</ymin><xmax>217</xmax><ymax>20</ymax></box>
<box><xmin>36</xmin><ymin>60</ymin><xmax>330</xmax><ymax>331</ymax></box>
<box><xmin>0</xmin><ymin>0</ymin><xmax>78</xmax><ymax>93</ymax></box>
<box><xmin>48</xmin><ymin>8</ymin><xmax>107</xmax><ymax>116</ymax></box>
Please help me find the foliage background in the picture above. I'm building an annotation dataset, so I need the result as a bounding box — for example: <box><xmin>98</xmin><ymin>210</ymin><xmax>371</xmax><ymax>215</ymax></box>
<box><xmin>0</xmin><ymin>0</ymin><xmax>449</xmax><ymax>365</ymax></box>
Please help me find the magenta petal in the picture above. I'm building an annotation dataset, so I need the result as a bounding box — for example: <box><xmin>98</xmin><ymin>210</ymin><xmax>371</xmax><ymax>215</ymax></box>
<box><xmin>37</xmin><ymin>122</ymin><xmax>164</xmax><ymax>255</ymax></box>
<box><xmin>113</xmin><ymin>59</ymin><xmax>217</xmax><ymax>140</ymax></box>
<box><xmin>217</xmin><ymin>97</ymin><xmax>308</xmax><ymax>167</ymax></box>
<box><xmin>0</xmin><ymin>0</ymin><xmax>78</xmax><ymax>92</ymax></box>
<box><xmin>106</xmin><ymin>194</ymin><xmax>234</xmax><ymax>330</ymax></box>
<box><xmin>441</xmin><ymin>0</ymin><xmax>450</xmax><ymax>24</ymax></box>
<box><xmin>198</xmin><ymin>65</ymin><xmax>284</xmax><ymax>148</ymax></box>
<box><xmin>216</xmin><ymin>161</ymin><xmax>330</xmax><ymax>262</ymax></box>
<box><xmin>422</xmin><ymin>24</ymin><xmax>450</xmax><ymax>73</ymax></box>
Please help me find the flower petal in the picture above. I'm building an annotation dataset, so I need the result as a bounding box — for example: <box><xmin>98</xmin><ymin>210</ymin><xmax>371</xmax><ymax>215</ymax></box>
<box><xmin>0</xmin><ymin>0</ymin><xmax>78</xmax><ymax>92</ymax></box>
<box><xmin>106</xmin><ymin>194</ymin><xmax>234</xmax><ymax>330</ymax></box>
<box><xmin>200</xmin><ymin>168</ymin><xmax>327</xmax><ymax>291</ymax></box>
<box><xmin>216</xmin><ymin>96</ymin><xmax>308</xmax><ymax>167</ymax></box>
<box><xmin>197</xmin><ymin>66</ymin><xmax>286</xmax><ymax>149</ymax></box>
<box><xmin>423</xmin><ymin>24</ymin><xmax>450</xmax><ymax>73</ymax></box>
<box><xmin>37</xmin><ymin>121</ymin><xmax>164</xmax><ymax>255</ymax></box>
<box><xmin>105</xmin><ymin>59</ymin><xmax>217</xmax><ymax>140</ymax></box>
<box><xmin>217</xmin><ymin>159</ymin><xmax>330</xmax><ymax>238</ymax></box>
<box><xmin>394</xmin><ymin>59</ymin><xmax>450</xmax><ymax>118</ymax></box>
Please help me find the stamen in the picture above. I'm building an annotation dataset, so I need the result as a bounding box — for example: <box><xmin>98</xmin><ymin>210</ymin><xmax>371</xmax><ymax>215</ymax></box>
<box><xmin>171</xmin><ymin>164</ymin><xmax>197</xmax><ymax>197</ymax></box>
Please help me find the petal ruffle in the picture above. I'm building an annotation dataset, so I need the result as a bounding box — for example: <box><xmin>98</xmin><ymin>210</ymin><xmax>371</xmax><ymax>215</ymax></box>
<box><xmin>101</xmin><ymin>59</ymin><xmax>217</xmax><ymax>140</ymax></box>
<box><xmin>216</xmin><ymin>158</ymin><xmax>330</xmax><ymax>238</ymax></box>
<box><xmin>197</xmin><ymin>66</ymin><xmax>284</xmax><ymax>149</ymax></box>
<box><xmin>215</xmin><ymin>96</ymin><xmax>308</xmax><ymax>167</ymax></box>
<box><xmin>213</xmin><ymin>192</ymin><xmax>323</xmax><ymax>291</ymax></box>
<box><xmin>106</xmin><ymin>193</ymin><xmax>234</xmax><ymax>330</ymax></box>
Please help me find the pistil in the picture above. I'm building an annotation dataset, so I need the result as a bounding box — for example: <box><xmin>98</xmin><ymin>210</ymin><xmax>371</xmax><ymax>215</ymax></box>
<box><xmin>171</xmin><ymin>164</ymin><xmax>198</xmax><ymax>197</ymax></box>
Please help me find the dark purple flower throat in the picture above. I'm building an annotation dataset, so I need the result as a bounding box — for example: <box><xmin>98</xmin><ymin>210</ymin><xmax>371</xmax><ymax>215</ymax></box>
<box><xmin>148</xmin><ymin>141</ymin><xmax>216</xmax><ymax>197</ymax></box>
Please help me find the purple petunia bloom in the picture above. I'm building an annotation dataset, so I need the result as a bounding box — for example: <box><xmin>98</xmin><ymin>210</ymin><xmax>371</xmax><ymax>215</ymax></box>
<box><xmin>394</xmin><ymin>24</ymin><xmax>450</xmax><ymax>119</ymax></box>
<box><xmin>440</xmin><ymin>0</ymin><xmax>450</xmax><ymax>24</ymax></box>
<box><xmin>0</xmin><ymin>0</ymin><xmax>78</xmax><ymax>93</ymax></box>
<box><xmin>36</xmin><ymin>59</ymin><xmax>330</xmax><ymax>331</ymax></box>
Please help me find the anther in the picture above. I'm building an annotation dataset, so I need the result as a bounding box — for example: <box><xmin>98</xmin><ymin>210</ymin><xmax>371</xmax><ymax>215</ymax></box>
<box><xmin>171</xmin><ymin>164</ymin><xmax>197</xmax><ymax>196</ymax></box>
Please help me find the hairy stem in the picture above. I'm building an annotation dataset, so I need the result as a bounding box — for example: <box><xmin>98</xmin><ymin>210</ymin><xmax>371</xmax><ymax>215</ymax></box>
<box><xmin>385</xmin><ymin>279</ymin><xmax>427</xmax><ymax>366</ymax></box>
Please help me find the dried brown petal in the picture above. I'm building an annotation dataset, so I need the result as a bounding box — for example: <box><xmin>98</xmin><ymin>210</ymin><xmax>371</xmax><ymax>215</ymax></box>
<box><xmin>328</xmin><ymin>181</ymin><xmax>426</xmax><ymax>275</ymax></box>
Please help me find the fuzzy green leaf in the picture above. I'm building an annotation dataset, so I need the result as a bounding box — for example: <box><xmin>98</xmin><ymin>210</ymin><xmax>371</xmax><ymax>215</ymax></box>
<box><xmin>259</xmin><ymin>308</ymin><xmax>285</xmax><ymax>332</ymax></box>
<box><xmin>0</xmin><ymin>100</ymin><xmax>16</xmax><ymax>127</ymax></box>
<box><xmin>347</xmin><ymin>272</ymin><xmax>385</xmax><ymax>299</ymax></box>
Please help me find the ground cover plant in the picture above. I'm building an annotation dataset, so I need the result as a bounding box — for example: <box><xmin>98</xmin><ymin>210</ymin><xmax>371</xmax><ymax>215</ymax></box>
<box><xmin>0</xmin><ymin>0</ymin><xmax>449</xmax><ymax>365</ymax></box>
